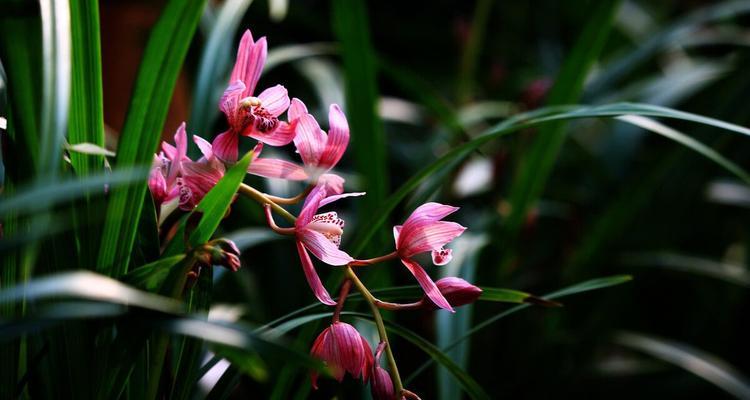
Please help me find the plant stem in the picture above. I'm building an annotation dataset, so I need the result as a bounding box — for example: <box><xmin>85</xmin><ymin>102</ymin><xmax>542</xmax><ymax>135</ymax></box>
<box><xmin>350</xmin><ymin>251</ymin><xmax>398</xmax><ymax>266</ymax></box>
<box><xmin>239</xmin><ymin>183</ymin><xmax>296</xmax><ymax>223</ymax></box>
<box><xmin>344</xmin><ymin>266</ymin><xmax>403</xmax><ymax>394</ymax></box>
<box><xmin>264</xmin><ymin>184</ymin><xmax>313</xmax><ymax>205</ymax></box>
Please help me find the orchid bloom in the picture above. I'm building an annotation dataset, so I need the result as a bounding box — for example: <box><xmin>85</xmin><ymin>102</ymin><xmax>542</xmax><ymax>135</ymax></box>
<box><xmin>310</xmin><ymin>321</ymin><xmax>373</xmax><ymax>389</ymax></box>
<box><xmin>393</xmin><ymin>203</ymin><xmax>467</xmax><ymax>312</ymax></box>
<box><xmin>148</xmin><ymin>123</ymin><xmax>189</xmax><ymax>206</ymax></box>
<box><xmin>177</xmin><ymin>143</ymin><xmax>226</xmax><ymax>211</ymax></box>
<box><xmin>294</xmin><ymin>185</ymin><xmax>363</xmax><ymax>305</ymax></box>
<box><xmin>212</xmin><ymin>29</ymin><xmax>293</xmax><ymax>163</ymax></box>
<box><xmin>248</xmin><ymin>100</ymin><xmax>349</xmax><ymax>194</ymax></box>
<box><xmin>426</xmin><ymin>277</ymin><xmax>482</xmax><ymax>309</ymax></box>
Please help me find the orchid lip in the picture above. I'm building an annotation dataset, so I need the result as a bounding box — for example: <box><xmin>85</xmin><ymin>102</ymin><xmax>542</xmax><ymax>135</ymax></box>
<box><xmin>306</xmin><ymin>221</ymin><xmax>344</xmax><ymax>237</ymax></box>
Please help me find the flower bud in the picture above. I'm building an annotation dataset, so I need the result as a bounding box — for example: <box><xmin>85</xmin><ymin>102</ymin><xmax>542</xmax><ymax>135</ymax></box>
<box><xmin>370</xmin><ymin>342</ymin><xmax>395</xmax><ymax>400</ymax></box>
<box><xmin>195</xmin><ymin>239</ymin><xmax>242</xmax><ymax>272</ymax></box>
<box><xmin>310</xmin><ymin>322</ymin><xmax>373</xmax><ymax>389</ymax></box>
<box><xmin>424</xmin><ymin>277</ymin><xmax>482</xmax><ymax>309</ymax></box>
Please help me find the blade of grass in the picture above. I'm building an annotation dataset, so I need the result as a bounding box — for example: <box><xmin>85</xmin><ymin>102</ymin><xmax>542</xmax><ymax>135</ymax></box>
<box><xmin>97</xmin><ymin>0</ymin><xmax>207</xmax><ymax>277</ymax></box>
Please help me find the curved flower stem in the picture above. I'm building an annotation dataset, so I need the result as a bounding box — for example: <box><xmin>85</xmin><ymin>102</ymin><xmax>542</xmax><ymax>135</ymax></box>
<box><xmin>263</xmin><ymin>205</ymin><xmax>296</xmax><ymax>235</ymax></box>
<box><xmin>350</xmin><ymin>251</ymin><xmax>398</xmax><ymax>266</ymax></box>
<box><xmin>264</xmin><ymin>184</ymin><xmax>313</xmax><ymax>205</ymax></box>
<box><xmin>374</xmin><ymin>299</ymin><xmax>424</xmax><ymax>311</ymax></box>
<box><xmin>239</xmin><ymin>183</ymin><xmax>296</xmax><ymax>223</ymax></box>
<box><xmin>332</xmin><ymin>279</ymin><xmax>352</xmax><ymax>323</ymax></box>
<box><xmin>344</xmin><ymin>266</ymin><xmax>404</xmax><ymax>394</ymax></box>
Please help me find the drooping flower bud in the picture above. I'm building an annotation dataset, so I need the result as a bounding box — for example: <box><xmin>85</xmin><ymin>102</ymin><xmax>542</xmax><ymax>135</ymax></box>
<box><xmin>195</xmin><ymin>239</ymin><xmax>242</xmax><ymax>272</ymax></box>
<box><xmin>370</xmin><ymin>342</ymin><xmax>395</xmax><ymax>400</ymax></box>
<box><xmin>310</xmin><ymin>321</ymin><xmax>373</xmax><ymax>389</ymax></box>
<box><xmin>423</xmin><ymin>277</ymin><xmax>482</xmax><ymax>309</ymax></box>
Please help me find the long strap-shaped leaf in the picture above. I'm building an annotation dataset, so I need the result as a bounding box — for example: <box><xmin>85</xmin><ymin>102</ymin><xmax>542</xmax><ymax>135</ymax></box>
<box><xmin>97</xmin><ymin>0</ymin><xmax>207</xmax><ymax>277</ymax></box>
<box><xmin>502</xmin><ymin>0</ymin><xmax>620</xmax><ymax>258</ymax></box>
<box><xmin>351</xmin><ymin>103</ymin><xmax>750</xmax><ymax>254</ymax></box>
<box><xmin>332</xmin><ymin>0</ymin><xmax>390</xmax><ymax>251</ymax></box>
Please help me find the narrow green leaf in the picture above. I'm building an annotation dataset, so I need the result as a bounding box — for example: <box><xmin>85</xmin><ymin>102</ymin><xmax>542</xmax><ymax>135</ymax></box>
<box><xmin>503</xmin><ymin>0</ymin><xmax>620</xmax><ymax>256</ymax></box>
<box><xmin>121</xmin><ymin>255</ymin><xmax>187</xmax><ymax>292</ymax></box>
<box><xmin>97</xmin><ymin>0</ymin><xmax>207</xmax><ymax>277</ymax></box>
<box><xmin>67</xmin><ymin>0</ymin><xmax>104</xmax><ymax>175</ymax></box>
<box><xmin>38</xmin><ymin>0</ymin><xmax>71</xmax><ymax>177</ymax></box>
<box><xmin>0</xmin><ymin>271</ymin><xmax>184</xmax><ymax>313</ymax></box>
<box><xmin>620</xmin><ymin>251</ymin><xmax>750</xmax><ymax>287</ymax></box>
<box><xmin>188</xmin><ymin>150</ymin><xmax>253</xmax><ymax>247</ymax></box>
<box><xmin>332</xmin><ymin>0</ymin><xmax>389</xmax><ymax>251</ymax></box>
<box><xmin>351</xmin><ymin>103</ymin><xmax>750</xmax><ymax>254</ymax></box>
<box><xmin>615</xmin><ymin>331</ymin><xmax>750</xmax><ymax>399</ymax></box>
<box><xmin>405</xmin><ymin>275</ymin><xmax>633</xmax><ymax>383</ymax></box>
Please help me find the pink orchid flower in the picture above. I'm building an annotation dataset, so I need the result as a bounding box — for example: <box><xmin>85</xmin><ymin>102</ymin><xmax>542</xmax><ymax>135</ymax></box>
<box><xmin>295</xmin><ymin>185</ymin><xmax>364</xmax><ymax>305</ymax></box>
<box><xmin>247</xmin><ymin>100</ymin><xmax>349</xmax><ymax>194</ymax></box>
<box><xmin>148</xmin><ymin>122</ymin><xmax>190</xmax><ymax>206</ymax></box>
<box><xmin>393</xmin><ymin>203</ymin><xmax>467</xmax><ymax>312</ymax></box>
<box><xmin>212</xmin><ymin>29</ymin><xmax>294</xmax><ymax>163</ymax></box>
<box><xmin>310</xmin><ymin>321</ymin><xmax>373</xmax><ymax>389</ymax></box>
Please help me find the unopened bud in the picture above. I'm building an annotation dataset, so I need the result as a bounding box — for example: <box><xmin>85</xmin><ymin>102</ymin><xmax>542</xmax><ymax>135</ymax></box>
<box><xmin>195</xmin><ymin>239</ymin><xmax>242</xmax><ymax>272</ymax></box>
<box><xmin>424</xmin><ymin>277</ymin><xmax>482</xmax><ymax>309</ymax></box>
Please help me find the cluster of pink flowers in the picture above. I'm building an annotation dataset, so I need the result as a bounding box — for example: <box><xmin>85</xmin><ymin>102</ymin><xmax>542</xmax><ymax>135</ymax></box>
<box><xmin>148</xmin><ymin>28</ymin><xmax>482</xmax><ymax>399</ymax></box>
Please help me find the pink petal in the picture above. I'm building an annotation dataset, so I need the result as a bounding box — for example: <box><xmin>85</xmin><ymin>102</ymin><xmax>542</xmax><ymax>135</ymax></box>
<box><xmin>248</xmin><ymin>157</ymin><xmax>308</xmax><ymax>180</ymax></box>
<box><xmin>299</xmin><ymin>229</ymin><xmax>353</xmax><ymax>266</ymax></box>
<box><xmin>288</xmin><ymin>98</ymin><xmax>308</xmax><ymax>122</ymax></box>
<box><xmin>319</xmin><ymin>191</ymin><xmax>365</xmax><ymax>208</ymax></box>
<box><xmin>148</xmin><ymin>166</ymin><xmax>167</xmax><ymax>205</ymax></box>
<box><xmin>211</xmin><ymin>130</ymin><xmax>239</xmax><ymax>163</ymax></box>
<box><xmin>161</xmin><ymin>142</ymin><xmax>177</xmax><ymax>160</ymax></box>
<box><xmin>174</xmin><ymin>122</ymin><xmax>188</xmax><ymax>160</ymax></box>
<box><xmin>398</xmin><ymin>221</ymin><xmax>466</xmax><ymax>258</ymax></box>
<box><xmin>230</xmin><ymin>31</ymin><xmax>267</xmax><ymax>97</ymax></box>
<box><xmin>295</xmin><ymin>240</ymin><xmax>336</xmax><ymax>306</ymax></box>
<box><xmin>257</xmin><ymin>85</ymin><xmax>290</xmax><ymax>117</ymax></box>
<box><xmin>297</xmin><ymin>185</ymin><xmax>326</xmax><ymax>227</ymax></box>
<box><xmin>219</xmin><ymin>80</ymin><xmax>246</xmax><ymax>127</ymax></box>
<box><xmin>246</xmin><ymin>121</ymin><xmax>296</xmax><ymax>146</ymax></box>
<box><xmin>293</xmin><ymin>113</ymin><xmax>326</xmax><ymax>167</ymax></box>
<box><xmin>432</xmin><ymin>247</ymin><xmax>453</xmax><ymax>265</ymax></box>
<box><xmin>193</xmin><ymin>135</ymin><xmax>213</xmax><ymax>160</ymax></box>
<box><xmin>318</xmin><ymin>173</ymin><xmax>345</xmax><ymax>195</ymax></box>
<box><xmin>392</xmin><ymin>225</ymin><xmax>402</xmax><ymax>244</ymax></box>
<box><xmin>400</xmin><ymin>258</ymin><xmax>454</xmax><ymax>312</ymax></box>
<box><xmin>318</xmin><ymin>104</ymin><xmax>349</xmax><ymax>170</ymax></box>
<box><xmin>403</xmin><ymin>202</ymin><xmax>460</xmax><ymax>227</ymax></box>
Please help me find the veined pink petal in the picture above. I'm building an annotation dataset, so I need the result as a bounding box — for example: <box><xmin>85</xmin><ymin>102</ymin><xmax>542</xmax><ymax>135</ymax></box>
<box><xmin>295</xmin><ymin>240</ymin><xmax>336</xmax><ymax>305</ymax></box>
<box><xmin>193</xmin><ymin>135</ymin><xmax>213</xmax><ymax>160</ymax></box>
<box><xmin>211</xmin><ymin>130</ymin><xmax>239</xmax><ymax>163</ymax></box>
<box><xmin>230</xmin><ymin>31</ymin><xmax>267</xmax><ymax>97</ymax></box>
<box><xmin>246</xmin><ymin>121</ymin><xmax>296</xmax><ymax>146</ymax></box>
<box><xmin>319</xmin><ymin>191</ymin><xmax>366</xmax><ymax>208</ymax></box>
<box><xmin>398</xmin><ymin>221</ymin><xmax>466</xmax><ymax>258</ymax></box>
<box><xmin>400</xmin><ymin>258</ymin><xmax>454</xmax><ymax>312</ymax></box>
<box><xmin>299</xmin><ymin>229</ymin><xmax>353</xmax><ymax>266</ymax></box>
<box><xmin>148</xmin><ymin>165</ymin><xmax>167</xmax><ymax>205</ymax></box>
<box><xmin>161</xmin><ymin>142</ymin><xmax>177</xmax><ymax>160</ymax></box>
<box><xmin>318</xmin><ymin>173</ymin><xmax>345</xmax><ymax>195</ymax></box>
<box><xmin>401</xmin><ymin>203</ymin><xmax>459</xmax><ymax>231</ymax></box>
<box><xmin>174</xmin><ymin>122</ymin><xmax>188</xmax><ymax>160</ymax></box>
<box><xmin>219</xmin><ymin>81</ymin><xmax>246</xmax><ymax>127</ymax></box>
<box><xmin>392</xmin><ymin>225</ymin><xmax>402</xmax><ymax>244</ymax></box>
<box><xmin>257</xmin><ymin>85</ymin><xmax>290</xmax><ymax>117</ymax></box>
<box><xmin>248</xmin><ymin>157</ymin><xmax>308</xmax><ymax>180</ymax></box>
<box><xmin>318</xmin><ymin>104</ymin><xmax>349</xmax><ymax>170</ymax></box>
<box><xmin>288</xmin><ymin>97</ymin><xmax>308</xmax><ymax>122</ymax></box>
<box><xmin>293</xmin><ymin>113</ymin><xmax>326</xmax><ymax>167</ymax></box>
<box><xmin>297</xmin><ymin>185</ymin><xmax>327</xmax><ymax>227</ymax></box>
